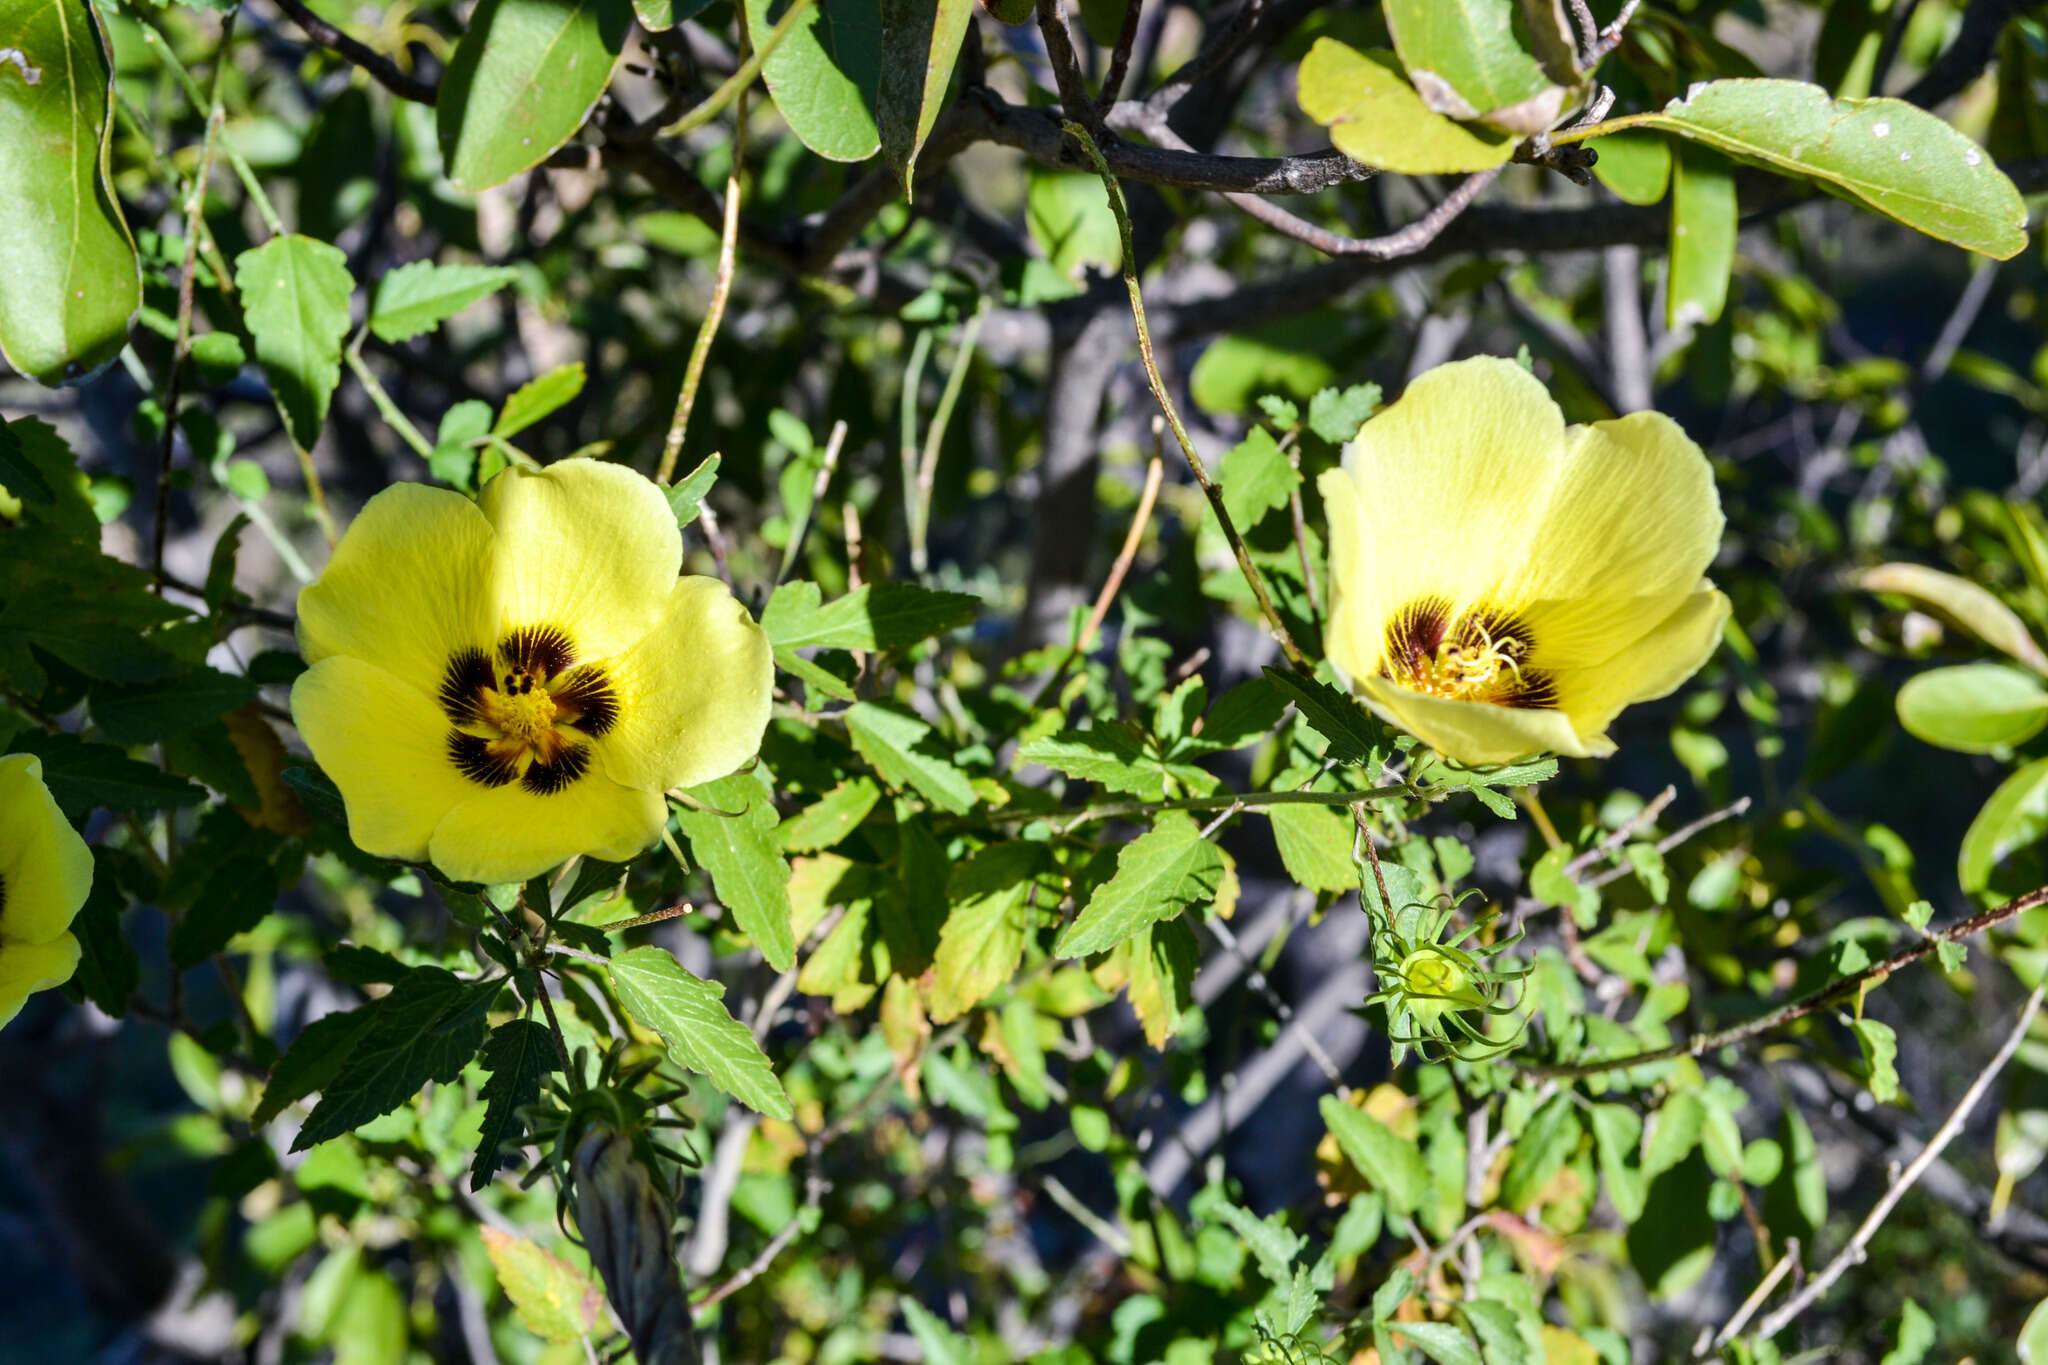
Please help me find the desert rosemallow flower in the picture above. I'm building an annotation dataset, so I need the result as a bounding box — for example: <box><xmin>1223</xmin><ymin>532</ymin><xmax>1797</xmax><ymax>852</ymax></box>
<box><xmin>291</xmin><ymin>459</ymin><xmax>772</xmax><ymax>885</ymax></box>
<box><xmin>0</xmin><ymin>754</ymin><xmax>94</xmax><ymax>1028</ymax></box>
<box><xmin>1320</xmin><ymin>356</ymin><xmax>1729</xmax><ymax>767</ymax></box>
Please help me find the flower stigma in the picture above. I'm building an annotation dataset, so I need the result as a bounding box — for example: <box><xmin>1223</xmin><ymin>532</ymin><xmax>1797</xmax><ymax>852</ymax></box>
<box><xmin>1382</xmin><ymin>598</ymin><xmax>1556</xmax><ymax>709</ymax></box>
<box><xmin>439</xmin><ymin>626</ymin><xmax>620</xmax><ymax>795</ymax></box>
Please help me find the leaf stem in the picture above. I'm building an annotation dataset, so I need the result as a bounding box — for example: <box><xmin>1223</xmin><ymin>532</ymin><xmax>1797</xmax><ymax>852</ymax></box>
<box><xmin>1059</xmin><ymin>120</ymin><xmax>1310</xmax><ymax>672</ymax></box>
<box><xmin>662</xmin><ymin>0</ymin><xmax>815</xmax><ymax>139</ymax></box>
<box><xmin>986</xmin><ymin>783</ymin><xmax>1409</xmax><ymax>828</ymax></box>
<box><xmin>910</xmin><ymin>298</ymin><xmax>988</xmax><ymax>574</ymax></box>
<box><xmin>139</xmin><ymin>18</ymin><xmax>286</xmax><ymax>237</ymax></box>
<box><xmin>344</xmin><ymin>347</ymin><xmax>437</xmax><ymax>460</ymax></box>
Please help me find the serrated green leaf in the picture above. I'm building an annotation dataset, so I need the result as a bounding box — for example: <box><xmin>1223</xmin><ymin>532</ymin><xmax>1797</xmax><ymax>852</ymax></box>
<box><xmin>675</xmin><ymin>771</ymin><xmax>796</xmax><ymax>971</ymax></box>
<box><xmin>1270</xmin><ymin>797</ymin><xmax>1360</xmax><ymax>894</ymax></box>
<box><xmin>1055</xmin><ymin>817</ymin><xmax>1227</xmax><ymax>958</ymax></box>
<box><xmin>169</xmin><ymin>855</ymin><xmax>283</xmax><ymax>966</ymax></box>
<box><xmin>1298</xmin><ymin>39</ymin><xmax>1515</xmax><ymax>174</ymax></box>
<box><xmin>1219</xmin><ymin>427</ymin><xmax>1299</xmax><ymax>531</ymax></box>
<box><xmin>1897</xmin><ymin>663</ymin><xmax>2048</xmax><ymax>752</ymax></box>
<box><xmin>775</xmin><ymin>777</ymin><xmax>882</xmax><ymax>854</ymax></box>
<box><xmin>1018</xmin><ymin>725</ymin><xmax>1181</xmax><ymax>800</ymax></box>
<box><xmin>1120</xmin><ymin>918</ymin><xmax>1198</xmax><ymax>1047</ymax></box>
<box><xmin>368</xmin><ymin>261</ymin><xmax>519</xmax><ymax>343</ymax></box>
<box><xmin>437</xmin><ymin>0</ymin><xmax>632</xmax><ymax>192</ymax></box>
<box><xmin>1499</xmin><ymin>1093</ymin><xmax>1581</xmax><ymax>1210</ymax></box>
<box><xmin>70</xmin><ymin>847</ymin><xmax>139</xmax><ymax>1016</ymax></box>
<box><xmin>1606</xmin><ymin>79</ymin><xmax>2028</xmax><ymax>259</ymax></box>
<box><xmin>1391</xmin><ymin>1321</ymin><xmax>1485</xmax><ymax>1365</ymax></box>
<box><xmin>845</xmin><ymin>700</ymin><xmax>977</xmax><ymax>814</ymax></box>
<box><xmin>253</xmin><ymin>1003</ymin><xmax>380</xmax><ymax>1127</ymax></box>
<box><xmin>10</xmin><ymin>732</ymin><xmax>206</xmax><ymax>817</ymax></box>
<box><xmin>294</xmin><ymin>969</ymin><xmax>501</xmax><ymax>1148</ymax></box>
<box><xmin>1265</xmin><ymin>665</ymin><xmax>1383</xmax><ymax>765</ymax></box>
<box><xmin>608</xmin><ymin>946</ymin><xmax>792</xmax><ymax>1118</ymax></box>
<box><xmin>929</xmin><ymin>843</ymin><xmax>1046</xmax><ymax>1023</ymax></box>
<box><xmin>746</xmin><ymin>0</ymin><xmax>883</xmax><ymax>162</ymax></box>
<box><xmin>1321</xmin><ymin>1097</ymin><xmax>1431</xmax><ymax>1216</ymax></box>
<box><xmin>470</xmin><ymin>1019</ymin><xmax>559</xmax><ymax>1190</ymax></box>
<box><xmin>0</xmin><ymin>0</ymin><xmax>139</xmax><ymax>385</ymax></box>
<box><xmin>493</xmin><ymin>362</ymin><xmax>586</xmax><ymax>439</ymax></box>
<box><xmin>1306</xmin><ymin>382</ymin><xmax>1382</xmax><ymax>445</ymax></box>
<box><xmin>1204</xmin><ymin>1197</ymin><xmax>1302</xmax><ymax>1286</ymax></box>
<box><xmin>666</xmin><ymin>453</ymin><xmax>720</xmax><ymax>528</ymax></box>
<box><xmin>236</xmin><ymin>235</ymin><xmax>356</xmax><ymax>448</ymax></box>
<box><xmin>1589</xmin><ymin>1102</ymin><xmax>1646</xmax><ymax>1223</ymax></box>
<box><xmin>89</xmin><ymin>666</ymin><xmax>258</xmax><ymax>745</ymax></box>
<box><xmin>1850</xmin><ymin>1014</ymin><xmax>1901</xmax><ymax>1103</ymax></box>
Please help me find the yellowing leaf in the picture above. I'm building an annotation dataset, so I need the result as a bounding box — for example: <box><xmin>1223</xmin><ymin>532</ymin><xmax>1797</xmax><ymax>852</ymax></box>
<box><xmin>479</xmin><ymin>1228</ymin><xmax>601</xmax><ymax>1344</ymax></box>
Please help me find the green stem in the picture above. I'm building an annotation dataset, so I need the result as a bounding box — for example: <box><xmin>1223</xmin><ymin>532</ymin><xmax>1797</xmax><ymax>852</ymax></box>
<box><xmin>899</xmin><ymin>326</ymin><xmax>934</xmax><ymax>565</ymax></box>
<box><xmin>1059</xmin><ymin>121</ymin><xmax>1310</xmax><ymax>672</ymax></box>
<box><xmin>911</xmin><ymin>299</ymin><xmax>988</xmax><ymax>575</ymax></box>
<box><xmin>140</xmin><ymin>17</ymin><xmax>286</xmax><ymax>237</ymax></box>
<box><xmin>345</xmin><ymin>347</ymin><xmax>437</xmax><ymax>460</ymax></box>
<box><xmin>664</xmin><ymin>0</ymin><xmax>816</xmax><ymax>138</ymax></box>
<box><xmin>988</xmin><ymin>784</ymin><xmax>1409</xmax><ymax>827</ymax></box>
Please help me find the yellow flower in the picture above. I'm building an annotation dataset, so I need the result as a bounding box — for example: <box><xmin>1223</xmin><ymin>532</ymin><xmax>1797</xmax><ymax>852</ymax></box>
<box><xmin>0</xmin><ymin>754</ymin><xmax>94</xmax><ymax>1028</ymax></box>
<box><xmin>1321</xmin><ymin>357</ymin><xmax>1729</xmax><ymax>766</ymax></box>
<box><xmin>291</xmin><ymin>459</ymin><xmax>773</xmax><ymax>885</ymax></box>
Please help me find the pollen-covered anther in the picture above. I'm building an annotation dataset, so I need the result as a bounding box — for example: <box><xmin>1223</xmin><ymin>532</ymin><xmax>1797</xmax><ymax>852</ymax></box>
<box><xmin>439</xmin><ymin>628</ymin><xmax>619</xmax><ymax>793</ymax></box>
<box><xmin>1383</xmin><ymin>605</ymin><xmax>1556</xmax><ymax>709</ymax></box>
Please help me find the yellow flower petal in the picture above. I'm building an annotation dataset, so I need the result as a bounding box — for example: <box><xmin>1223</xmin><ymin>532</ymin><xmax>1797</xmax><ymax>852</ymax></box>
<box><xmin>1319</xmin><ymin>467</ymin><xmax>1380</xmax><ymax>684</ymax></box>
<box><xmin>428</xmin><ymin>776</ymin><xmax>667</xmax><ymax>885</ymax></box>
<box><xmin>478</xmin><ymin>459</ymin><xmax>682</xmax><ymax>663</ymax></box>
<box><xmin>1358</xmin><ymin>675</ymin><xmax>1607</xmax><ymax>766</ymax></box>
<box><xmin>0</xmin><ymin>753</ymin><xmax>93</xmax><ymax>946</ymax></box>
<box><xmin>1548</xmin><ymin>588</ymin><xmax>1731</xmax><ymax>737</ymax></box>
<box><xmin>0</xmin><ymin>933</ymin><xmax>81</xmax><ymax>1029</ymax></box>
<box><xmin>596</xmin><ymin>575</ymin><xmax>774</xmax><ymax>793</ymax></box>
<box><xmin>297</xmin><ymin>483</ymin><xmax>497</xmax><ymax>695</ymax></box>
<box><xmin>1336</xmin><ymin>356</ymin><xmax>1568</xmax><ymax>622</ymax></box>
<box><xmin>290</xmin><ymin>656</ymin><xmax>477</xmax><ymax>865</ymax></box>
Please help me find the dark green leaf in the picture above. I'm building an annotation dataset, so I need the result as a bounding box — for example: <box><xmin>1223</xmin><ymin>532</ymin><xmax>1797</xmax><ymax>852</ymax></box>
<box><xmin>11</xmin><ymin>732</ymin><xmax>206</xmax><ymax>817</ymax></box>
<box><xmin>470</xmin><ymin>1019</ymin><xmax>559</xmax><ymax>1190</ymax></box>
<box><xmin>438</xmin><ymin>0</ymin><xmax>633</xmax><ymax>192</ymax></box>
<box><xmin>170</xmin><ymin>854</ymin><xmax>285</xmax><ymax>966</ymax></box>
<box><xmin>845</xmin><ymin>700</ymin><xmax>977</xmax><ymax>814</ymax></box>
<box><xmin>878</xmin><ymin>0</ymin><xmax>974</xmax><ymax>191</ymax></box>
<box><xmin>294</xmin><ymin>969</ymin><xmax>501</xmax><ymax>1148</ymax></box>
<box><xmin>1264</xmin><ymin>666</ymin><xmax>1383</xmax><ymax>765</ymax></box>
<box><xmin>90</xmin><ymin>666</ymin><xmax>258</xmax><ymax>745</ymax></box>
<box><xmin>69</xmin><ymin>848</ymin><xmax>139</xmax><ymax>1015</ymax></box>
<box><xmin>761</xmin><ymin>580</ymin><xmax>979</xmax><ymax>652</ymax></box>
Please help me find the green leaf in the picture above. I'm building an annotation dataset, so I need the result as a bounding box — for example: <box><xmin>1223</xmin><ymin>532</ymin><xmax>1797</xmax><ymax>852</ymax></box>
<box><xmin>1960</xmin><ymin>756</ymin><xmax>2048</xmax><ymax>895</ymax></box>
<box><xmin>1644</xmin><ymin>1090</ymin><xmax>1706</xmax><ymax>1179</ymax></box>
<box><xmin>1219</xmin><ymin>427</ymin><xmax>1299</xmax><ymax>531</ymax></box>
<box><xmin>1298</xmin><ymin>39</ymin><xmax>1515</xmax><ymax>174</ymax></box>
<box><xmin>929</xmin><ymin>843</ymin><xmax>1046</xmax><ymax>1023</ymax></box>
<box><xmin>470</xmin><ymin>1019</ymin><xmax>559</xmax><ymax>1191</ymax></box>
<box><xmin>1203</xmin><ymin>1197</ymin><xmax>1302</xmax><ymax>1286</ymax></box>
<box><xmin>1499</xmin><ymin>1093</ymin><xmax>1582</xmax><ymax>1210</ymax></box>
<box><xmin>89</xmin><ymin>666</ymin><xmax>258</xmax><ymax>745</ymax></box>
<box><xmin>1026</xmin><ymin>171</ymin><xmax>1123</xmax><ymax>278</ymax></box>
<box><xmin>1270</xmin><ymin>798</ymin><xmax>1360</xmax><ymax>894</ymax></box>
<box><xmin>1897</xmin><ymin>663</ymin><xmax>2048</xmax><ymax>752</ymax></box>
<box><xmin>1881</xmin><ymin>1300</ymin><xmax>1936</xmax><ymax>1365</ymax></box>
<box><xmin>10</xmin><ymin>732</ymin><xmax>206</xmax><ymax>817</ymax></box>
<box><xmin>674</xmin><ymin>772</ymin><xmax>796</xmax><ymax>971</ymax></box>
<box><xmin>70</xmin><ymin>848</ymin><xmax>139</xmax><ymax>1016</ymax></box>
<box><xmin>0</xmin><ymin>417</ymin><xmax>96</xmax><ymax>536</ymax></box>
<box><xmin>761</xmin><ymin>580</ymin><xmax>979</xmax><ymax>651</ymax></box>
<box><xmin>1265</xmin><ymin>666</ymin><xmax>1382</xmax><ymax>765</ymax></box>
<box><xmin>845</xmin><ymin>700</ymin><xmax>978</xmax><ymax>814</ymax></box>
<box><xmin>901</xmin><ymin>1300</ymin><xmax>971</xmax><ymax>1365</ymax></box>
<box><xmin>1854</xmin><ymin>562</ymin><xmax>2048</xmax><ymax>674</ymax></box>
<box><xmin>1392</xmin><ymin>1321</ymin><xmax>1485</xmax><ymax>1365</ymax></box>
<box><xmin>368</xmin><ymin>261</ymin><xmax>519</xmax><ymax>343</ymax></box>
<box><xmin>776</xmin><ymin>777</ymin><xmax>882</xmax><ymax>853</ymax></box>
<box><xmin>294</xmin><ymin>969</ymin><xmax>501</xmax><ymax>1148</ymax></box>
<box><xmin>1589</xmin><ymin>1102</ymin><xmax>1646</xmax><ymax>1222</ymax></box>
<box><xmin>1383</xmin><ymin>0</ymin><xmax>1562</xmax><ymax>133</ymax></box>
<box><xmin>1609</xmin><ymin>79</ymin><xmax>2028</xmax><ymax>259</ymax></box>
<box><xmin>437</xmin><ymin>0</ymin><xmax>632</xmax><ymax>192</ymax></box>
<box><xmin>1306</xmin><ymin>382</ymin><xmax>1382</xmax><ymax>445</ymax></box>
<box><xmin>746</xmin><ymin>0</ymin><xmax>883</xmax><ymax>162</ymax></box>
<box><xmin>1668</xmin><ymin>143</ymin><xmax>1736</xmax><ymax>329</ymax></box>
<box><xmin>170</xmin><ymin>855</ymin><xmax>284</xmax><ymax>967</ymax></box>
<box><xmin>236</xmin><ymin>235</ymin><xmax>356</xmax><ymax>449</ymax></box>
<box><xmin>493</xmin><ymin>362</ymin><xmax>587</xmax><ymax>438</ymax></box>
<box><xmin>1592</xmin><ymin>131</ymin><xmax>1672</xmax><ymax>205</ymax></box>
<box><xmin>478</xmin><ymin>1227</ymin><xmax>600</xmax><ymax>1343</ymax></box>
<box><xmin>2020</xmin><ymin>1297</ymin><xmax>2048</xmax><ymax>1363</ymax></box>
<box><xmin>0</xmin><ymin>0</ymin><xmax>139</xmax><ymax>385</ymax></box>
<box><xmin>877</xmin><ymin>0</ymin><xmax>973</xmax><ymax>192</ymax></box>
<box><xmin>1850</xmin><ymin>1014</ymin><xmax>1902</xmax><ymax>1103</ymax></box>
<box><xmin>1459</xmin><ymin>1298</ymin><xmax>1532</xmax><ymax>1365</ymax></box>
<box><xmin>608</xmin><ymin>946</ymin><xmax>792</xmax><ymax>1118</ymax></box>
<box><xmin>253</xmin><ymin>1003</ymin><xmax>381</xmax><ymax>1127</ymax></box>
<box><xmin>666</xmin><ymin>453</ymin><xmax>720</xmax><ymax>528</ymax></box>
<box><xmin>1320</xmin><ymin>1096</ymin><xmax>1431</xmax><ymax>1215</ymax></box>
<box><xmin>1120</xmin><ymin>918</ymin><xmax>1198</xmax><ymax>1047</ymax></box>
<box><xmin>1055</xmin><ymin>816</ymin><xmax>1227</xmax><ymax>958</ymax></box>
<box><xmin>1019</xmin><ymin>725</ymin><xmax>1198</xmax><ymax>801</ymax></box>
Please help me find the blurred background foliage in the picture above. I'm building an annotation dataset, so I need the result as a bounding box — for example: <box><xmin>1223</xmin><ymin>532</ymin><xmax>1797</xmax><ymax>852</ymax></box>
<box><xmin>7</xmin><ymin>0</ymin><xmax>2048</xmax><ymax>1363</ymax></box>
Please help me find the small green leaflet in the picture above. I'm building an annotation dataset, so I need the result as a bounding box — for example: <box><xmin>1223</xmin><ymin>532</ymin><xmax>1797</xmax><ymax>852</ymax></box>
<box><xmin>776</xmin><ymin>777</ymin><xmax>882</xmax><ymax>854</ymax></box>
<box><xmin>471</xmin><ymin>1019</ymin><xmax>559</xmax><ymax>1190</ymax></box>
<box><xmin>494</xmin><ymin>362</ymin><xmax>586</xmax><ymax>438</ymax></box>
<box><xmin>369</xmin><ymin>261</ymin><xmax>519</xmax><ymax>343</ymax></box>
<box><xmin>1849</xmin><ymin>1014</ymin><xmax>1902</xmax><ymax>1103</ymax></box>
<box><xmin>844</xmin><ymin>700</ymin><xmax>978</xmax><ymax>814</ymax></box>
<box><xmin>666</xmin><ymin>453</ymin><xmax>720</xmax><ymax>528</ymax></box>
<box><xmin>608</xmin><ymin>946</ymin><xmax>792</xmax><ymax>1118</ymax></box>
<box><xmin>673</xmin><ymin>772</ymin><xmax>796</xmax><ymax>971</ymax></box>
<box><xmin>1219</xmin><ymin>426</ymin><xmax>1299</xmax><ymax>531</ymax></box>
<box><xmin>1055</xmin><ymin>815</ymin><xmax>1227</xmax><ymax>958</ymax></box>
<box><xmin>291</xmin><ymin>969</ymin><xmax>502</xmax><ymax>1148</ymax></box>
<box><xmin>236</xmin><ymin>235</ymin><xmax>356</xmax><ymax>449</ymax></box>
<box><xmin>1306</xmin><ymin>382</ymin><xmax>1381</xmax><ymax>445</ymax></box>
<box><xmin>762</xmin><ymin>580</ymin><xmax>979</xmax><ymax>652</ymax></box>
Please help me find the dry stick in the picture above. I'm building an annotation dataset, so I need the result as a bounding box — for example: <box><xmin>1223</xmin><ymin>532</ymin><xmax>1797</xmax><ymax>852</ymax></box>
<box><xmin>1749</xmin><ymin>984</ymin><xmax>2047</xmax><ymax>1343</ymax></box>
<box><xmin>1035</xmin><ymin>0</ymin><xmax>1101</xmax><ymax>133</ymax></box>
<box><xmin>153</xmin><ymin>15</ymin><xmax>236</xmax><ymax>586</ymax></box>
<box><xmin>662</xmin><ymin>0</ymin><xmax>815</xmax><ymax>138</ymax></box>
<box><xmin>1095</xmin><ymin>0</ymin><xmax>1144</xmax><ymax>114</ymax></box>
<box><xmin>1699</xmin><ymin>1237</ymin><xmax>1799</xmax><ymax>1356</ymax></box>
<box><xmin>656</xmin><ymin>86</ymin><xmax>749</xmax><ymax>485</ymax></box>
<box><xmin>910</xmin><ymin>300</ymin><xmax>988</xmax><ymax>574</ymax></box>
<box><xmin>1529</xmin><ymin>883</ymin><xmax>2048</xmax><ymax>1080</ymax></box>
<box><xmin>270</xmin><ymin>0</ymin><xmax>437</xmax><ymax>103</ymax></box>
<box><xmin>1027</xmin><ymin>449</ymin><xmax>1166</xmax><ymax>710</ymax></box>
<box><xmin>1061</xmin><ymin>121</ymin><xmax>1310</xmax><ymax>672</ymax></box>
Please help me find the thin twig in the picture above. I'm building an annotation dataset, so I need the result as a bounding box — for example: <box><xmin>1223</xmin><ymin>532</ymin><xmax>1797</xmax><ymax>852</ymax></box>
<box><xmin>1700</xmin><ymin>1238</ymin><xmax>1799</xmax><ymax>1355</ymax></box>
<box><xmin>1027</xmin><ymin>448</ymin><xmax>1165</xmax><ymax>709</ymax></box>
<box><xmin>1529</xmin><ymin>884</ymin><xmax>2048</xmax><ymax>1079</ymax></box>
<box><xmin>1095</xmin><ymin>0</ymin><xmax>1144</xmax><ymax>114</ymax></box>
<box><xmin>662</xmin><ymin>0</ymin><xmax>815</xmax><ymax>139</ymax></box>
<box><xmin>1749</xmin><ymin>985</ymin><xmax>2046</xmax><ymax>1342</ymax></box>
<box><xmin>1035</xmin><ymin>0</ymin><xmax>1100</xmax><ymax>132</ymax></box>
<box><xmin>269</xmin><ymin>0</ymin><xmax>438</xmax><ymax>103</ymax></box>
<box><xmin>993</xmin><ymin>782</ymin><xmax>1407</xmax><ymax>829</ymax></box>
<box><xmin>910</xmin><ymin>300</ymin><xmax>988</xmax><ymax>574</ymax></box>
<box><xmin>656</xmin><ymin>86</ymin><xmax>748</xmax><ymax>484</ymax></box>
<box><xmin>1061</xmin><ymin>120</ymin><xmax>1309</xmax><ymax>671</ymax></box>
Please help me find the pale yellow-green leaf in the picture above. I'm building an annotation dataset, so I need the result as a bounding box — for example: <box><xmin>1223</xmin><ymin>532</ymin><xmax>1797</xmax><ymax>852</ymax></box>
<box><xmin>1852</xmin><ymin>562</ymin><xmax>2048</xmax><ymax>675</ymax></box>
<box><xmin>478</xmin><ymin>1228</ymin><xmax>600</xmax><ymax>1344</ymax></box>
<box><xmin>1298</xmin><ymin>39</ymin><xmax>1515</xmax><ymax>175</ymax></box>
